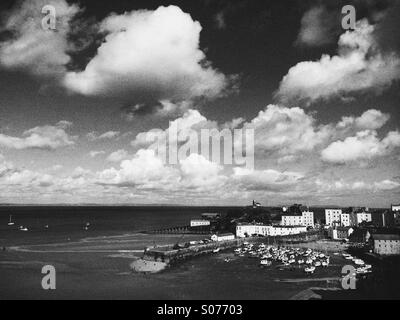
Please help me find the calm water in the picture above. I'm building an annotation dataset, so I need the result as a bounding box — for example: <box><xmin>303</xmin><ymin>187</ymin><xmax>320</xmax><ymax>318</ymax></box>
<box><xmin>0</xmin><ymin>206</ymin><xmax>236</xmax><ymax>246</ymax></box>
<box><xmin>0</xmin><ymin>206</ymin><xmax>348</xmax><ymax>299</ymax></box>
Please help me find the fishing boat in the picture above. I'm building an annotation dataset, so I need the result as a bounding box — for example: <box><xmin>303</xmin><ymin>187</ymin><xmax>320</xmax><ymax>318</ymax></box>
<box><xmin>260</xmin><ymin>259</ymin><xmax>272</xmax><ymax>266</ymax></box>
<box><xmin>8</xmin><ymin>215</ymin><xmax>15</xmax><ymax>226</ymax></box>
<box><xmin>213</xmin><ymin>248</ymin><xmax>220</xmax><ymax>253</ymax></box>
<box><xmin>354</xmin><ymin>259</ymin><xmax>365</xmax><ymax>266</ymax></box>
<box><xmin>304</xmin><ymin>266</ymin><xmax>316</xmax><ymax>274</ymax></box>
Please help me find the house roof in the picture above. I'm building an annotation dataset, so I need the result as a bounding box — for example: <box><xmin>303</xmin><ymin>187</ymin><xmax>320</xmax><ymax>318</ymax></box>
<box><xmin>373</xmin><ymin>234</ymin><xmax>400</xmax><ymax>241</ymax></box>
<box><xmin>216</xmin><ymin>233</ymin><xmax>235</xmax><ymax>237</ymax></box>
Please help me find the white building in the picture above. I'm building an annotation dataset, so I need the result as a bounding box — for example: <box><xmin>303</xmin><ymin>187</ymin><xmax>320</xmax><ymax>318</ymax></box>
<box><xmin>325</xmin><ymin>209</ymin><xmax>342</xmax><ymax>226</ymax></box>
<box><xmin>374</xmin><ymin>234</ymin><xmax>400</xmax><ymax>255</ymax></box>
<box><xmin>340</xmin><ymin>213</ymin><xmax>351</xmax><ymax>227</ymax></box>
<box><xmin>190</xmin><ymin>219</ymin><xmax>211</xmax><ymax>227</ymax></box>
<box><xmin>236</xmin><ymin>224</ymin><xmax>270</xmax><ymax>238</ymax></box>
<box><xmin>281</xmin><ymin>211</ymin><xmax>314</xmax><ymax>228</ymax></box>
<box><xmin>281</xmin><ymin>215</ymin><xmax>303</xmax><ymax>226</ymax></box>
<box><xmin>236</xmin><ymin>224</ymin><xmax>306</xmax><ymax>238</ymax></box>
<box><xmin>268</xmin><ymin>226</ymin><xmax>307</xmax><ymax>236</ymax></box>
<box><xmin>211</xmin><ymin>233</ymin><xmax>235</xmax><ymax>242</ymax></box>
<box><xmin>302</xmin><ymin>211</ymin><xmax>314</xmax><ymax>227</ymax></box>
<box><xmin>391</xmin><ymin>204</ymin><xmax>400</xmax><ymax>212</ymax></box>
<box><xmin>356</xmin><ymin>212</ymin><xmax>372</xmax><ymax>225</ymax></box>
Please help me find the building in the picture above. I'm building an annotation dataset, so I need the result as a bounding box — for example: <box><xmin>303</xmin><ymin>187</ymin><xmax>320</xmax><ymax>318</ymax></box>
<box><xmin>356</xmin><ymin>212</ymin><xmax>372</xmax><ymax>225</ymax></box>
<box><xmin>391</xmin><ymin>204</ymin><xmax>400</xmax><ymax>212</ymax></box>
<box><xmin>281</xmin><ymin>211</ymin><xmax>314</xmax><ymax>227</ymax></box>
<box><xmin>190</xmin><ymin>219</ymin><xmax>211</xmax><ymax>227</ymax></box>
<box><xmin>328</xmin><ymin>227</ymin><xmax>354</xmax><ymax>240</ymax></box>
<box><xmin>301</xmin><ymin>211</ymin><xmax>314</xmax><ymax>227</ymax></box>
<box><xmin>211</xmin><ymin>233</ymin><xmax>235</xmax><ymax>242</ymax></box>
<box><xmin>201</xmin><ymin>213</ymin><xmax>221</xmax><ymax>220</ymax></box>
<box><xmin>373</xmin><ymin>234</ymin><xmax>400</xmax><ymax>255</ymax></box>
<box><xmin>325</xmin><ymin>209</ymin><xmax>342</xmax><ymax>226</ymax></box>
<box><xmin>281</xmin><ymin>215</ymin><xmax>303</xmax><ymax>226</ymax></box>
<box><xmin>236</xmin><ymin>223</ymin><xmax>270</xmax><ymax>237</ymax></box>
<box><xmin>380</xmin><ymin>210</ymin><xmax>395</xmax><ymax>227</ymax></box>
<box><xmin>340</xmin><ymin>212</ymin><xmax>357</xmax><ymax>227</ymax></box>
<box><xmin>269</xmin><ymin>225</ymin><xmax>307</xmax><ymax>236</ymax></box>
<box><xmin>236</xmin><ymin>223</ymin><xmax>306</xmax><ymax>238</ymax></box>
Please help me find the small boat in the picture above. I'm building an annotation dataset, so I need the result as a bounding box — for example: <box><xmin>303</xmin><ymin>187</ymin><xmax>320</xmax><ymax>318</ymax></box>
<box><xmin>260</xmin><ymin>259</ymin><xmax>272</xmax><ymax>266</ymax></box>
<box><xmin>321</xmin><ymin>261</ymin><xmax>328</xmax><ymax>267</ymax></box>
<box><xmin>304</xmin><ymin>266</ymin><xmax>316</xmax><ymax>274</ymax></box>
<box><xmin>354</xmin><ymin>259</ymin><xmax>365</xmax><ymax>266</ymax></box>
<box><xmin>213</xmin><ymin>248</ymin><xmax>220</xmax><ymax>253</ymax></box>
<box><xmin>8</xmin><ymin>215</ymin><xmax>14</xmax><ymax>226</ymax></box>
<box><xmin>224</xmin><ymin>258</ymin><xmax>231</xmax><ymax>262</ymax></box>
<box><xmin>298</xmin><ymin>259</ymin><xmax>304</xmax><ymax>264</ymax></box>
<box><xmin>84</xmin><ymin>222</ymin><xmax>90</xmax><ymax>231</ymax></box>
<box><xmin>314</xmin><ymin>261</ymin><xmax>321</xmax><ymax>267</ymax></box>
<box><xmin>19</xmin><ymin>226</ymin><xmax>28</xmax><ymax>231</ymax></box>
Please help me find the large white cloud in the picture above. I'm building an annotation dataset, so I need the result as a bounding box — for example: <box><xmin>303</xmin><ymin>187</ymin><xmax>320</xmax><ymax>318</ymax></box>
<box><xmin>240</xmin><ymin>104</ymin><xmax>331</xmax><ymax>157</ymax></box>
<box><xmin>337</xmin><ymin>109</ymin><xmax>390</xmax><ymax>131</ymax></box>
<box><xmin>321</xmin><ymin>129</ymin><xmax>400</xmax><ymax>163</ymax></box>
<box><xmin>0</xmin><ymin>0</ymin><xmax>81</xmax><ymax>77</ymax></box>
<box><xmin>0</xmin><ymin>121</ymin><xmax>76</xmax><ymax>150</ymax></box>
<box><xmin>277</xmin><ymin>19</ymin><xmax>400</xmax><ymax>104</ymax></box>
<box><xmin>63</xmin><ymin>6</ymin><xmax>231</xmax><ymax>102</ymax></box>
<box><xmin>232</xmin><ymin>167</ymin><xmax>304</xmax><ymax>192</ymax></box>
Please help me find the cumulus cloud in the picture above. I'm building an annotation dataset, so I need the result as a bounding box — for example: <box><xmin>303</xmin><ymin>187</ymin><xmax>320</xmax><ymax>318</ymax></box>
<box><xmin>0</xmin><ymin>121</ymin><xmax>76</xmax><ymax>150</ymax></box>
<box><xmin>316</xmin><ymin>178</ymin><xmax>400</xmax><ymax>193</ymax></box>
<box><xmin>179</xmin><ymin>153</ymin><xmax>225</xmax><ymax>188</ymax></box>
<box><xmin>337</xmin><ymin>109</ymin><xmax>390</xmax><ymax>130</ymax></box>
<box><xmin>63</xmin><ymin>6</ymin><xmax>232</xmax><ymax>105</ymax></box>
<box><xmin>277</xmin><ymin>19</ymin><xmax>400</xmax><ymax>104</ymax></box>
<box><xmin>87</xmin><ymin>131</ymin><xmax>120</xmax><ymax>141</ymax></box>
<box><xmin>232</xmin><ymin>167</ymin><xmax>304</xmax><ymax>192</ymax></box>
<box><xmin>97</xmin><ymin>149</ymin><xmax>178</xmax><ymax>189</ymax></box>
<box><xmin>240</xmin><ymin>104</ymin><xmax>331</xmax><ymax>157</ymax></box>
<box><xmin>106</xmin><ymin>149</ymin><xmax>130</xmax><ymax>162</ymax></box>
<box><xmin>0</xmin><ymin>0</ymin><xmax>82</xmax><ymax>78</ymax></box>
<box><xmin>89</xmin><ymin>150</ymin><xmax>106</xmax><ymax>158</ymax></box>
<box><xmin>321</xmin><ymin>130</ymin><xmax>400</xmax><ymax>163</ymax></box>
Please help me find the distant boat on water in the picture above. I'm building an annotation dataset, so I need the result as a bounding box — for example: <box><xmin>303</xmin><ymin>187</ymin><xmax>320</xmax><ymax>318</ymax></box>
<box><xmin>19</xmin><ymin>226</ymin><xmax>28</xmax><ymax>231</ymax></box>
<box><xmin>8</xmin><ymin>215</ymin><xmax>14</xmax><ymax>226</ymax></box>
<box><xmin>84</xmin><ymin>222</ymin><xmax>90</xmax><ymax>231</ymax></box>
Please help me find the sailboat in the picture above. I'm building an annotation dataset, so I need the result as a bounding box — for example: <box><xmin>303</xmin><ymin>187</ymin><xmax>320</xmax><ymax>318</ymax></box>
<box><xmin>8</xmin><ymin>215</ymin><xmax>14</xmax><ymax>226</ymax></box>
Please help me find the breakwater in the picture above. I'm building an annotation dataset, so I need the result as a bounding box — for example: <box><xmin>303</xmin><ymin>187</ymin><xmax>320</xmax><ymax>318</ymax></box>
<box><xmin>146</xmin><ymin>225</ymin><xmax>211</xmax><ymax>235</ymax></box>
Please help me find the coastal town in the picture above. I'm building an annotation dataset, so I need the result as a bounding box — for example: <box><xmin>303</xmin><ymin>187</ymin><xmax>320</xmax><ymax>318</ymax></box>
<box><xmin>130</xmin><ymin>201</ymin><xmax>400</xmax><ymax>298</ymax></box>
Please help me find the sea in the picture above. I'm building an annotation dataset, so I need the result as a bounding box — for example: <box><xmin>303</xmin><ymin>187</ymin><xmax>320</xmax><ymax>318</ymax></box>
<box><xmin>0</xmin><ymin>206</ymin><xmax>346</xmax><ymax>300</ymax></box>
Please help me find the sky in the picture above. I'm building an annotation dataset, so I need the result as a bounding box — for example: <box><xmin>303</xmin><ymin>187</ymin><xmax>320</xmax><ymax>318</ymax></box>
<box><xmin>0</xmin><ymin>0</ymin><xmax>399</xmax><ymax>207</ymax></box>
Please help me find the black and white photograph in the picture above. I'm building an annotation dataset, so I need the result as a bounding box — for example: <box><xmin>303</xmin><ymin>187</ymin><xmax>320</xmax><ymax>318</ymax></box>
<box><xmin>0</xmin><ymin>0</ymin><xmax>400</xmax><ymax>303</ymax></box>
